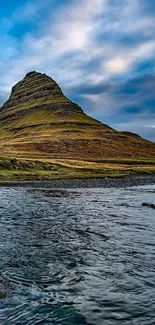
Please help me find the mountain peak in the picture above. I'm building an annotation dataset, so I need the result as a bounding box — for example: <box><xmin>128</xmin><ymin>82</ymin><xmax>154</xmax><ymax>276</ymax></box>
<box><xmin>1</xmin><ymin>71</ymin><xmax>84</xmax><ymax>115</ymax></box>
<box><xmin>25</xmin><ymin>71</ymin><xmax>39</xmax><ymax>77</ymax></box>
<box><xmin>24</xmin><ymin>71</ymin><xmax>51</xmax><ymax>80</ymax></box>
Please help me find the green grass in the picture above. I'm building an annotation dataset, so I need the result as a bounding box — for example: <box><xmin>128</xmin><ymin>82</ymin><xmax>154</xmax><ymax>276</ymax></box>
<box><xmin>0</xmin><ymin>156</ymin><xmax>154</xmax><ymax>181</ymax></box>
<box><xmin>12</xmin><ymin>75</ymin><xmax>56</xmax><ymax>94</ymax></box>
<box><xmin>12</xmin><ymin>81</ymin><xmax>56</xmax><ymax>98</ymax></box>
<box><xmin>0</xmin><ymin>97</ymin><xmax>70</xmax><ymax>119</ymax></box>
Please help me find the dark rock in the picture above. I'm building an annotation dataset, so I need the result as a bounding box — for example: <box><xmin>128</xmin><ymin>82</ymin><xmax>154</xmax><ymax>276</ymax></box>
<box><xmin>0</xmin><ymin>276</ymin><xmax>10</xmax><ymax>298</ymax></box>
<box><xmin>142</xmin><ymin>203</ymin><xmax>155</xmax><ymax>209</ymax></box>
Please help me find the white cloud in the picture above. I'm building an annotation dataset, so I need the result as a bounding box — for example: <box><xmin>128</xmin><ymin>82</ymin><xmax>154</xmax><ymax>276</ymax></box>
<box><xmin>0</xmin><ymin>0</ymin><xmax>154</xmax><ymax>87</ymax></box>
<box><xmin>115</xmin><ymin>120</ymin><xmax>155</xmax><ymax>142</ymax></box>
<box><xmin>81</xmin><ymin>92</ymin><xmax>124</xmax><ymax>117</ymax></box>
<box><xmin>134</xmin><ymin>40</ymin><xmax>155</xmax><ymax>58</ymax></box>
<box><xmin>104</xmin><ymin>57</ymin><xmax>130</xmax><ymax>74</ymax></box>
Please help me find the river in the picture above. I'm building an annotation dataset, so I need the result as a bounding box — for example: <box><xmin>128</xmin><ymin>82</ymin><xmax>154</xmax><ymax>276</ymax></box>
<box><xmin>0</xmin><ymin>179</ymin><xmax>155</xmax><ymax>324</ymax></box>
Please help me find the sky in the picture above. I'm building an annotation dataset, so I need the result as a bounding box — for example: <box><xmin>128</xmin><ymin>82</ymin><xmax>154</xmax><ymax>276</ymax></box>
<box><xmin>0</xmin><ymin>0</ymin><xmax>155</xmax><ymax>141</ymax></box>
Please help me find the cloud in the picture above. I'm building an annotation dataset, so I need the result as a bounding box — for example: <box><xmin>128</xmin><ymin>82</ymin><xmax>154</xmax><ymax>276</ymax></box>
<box><xmin>0</xmin><ymin>92</ymin><xmax>8</xmax><ymax>106</ymax></box>
<box><xmin>104</xmin><ymin>57</ymin><xmax>131</xmax><ymax>74</ymax></box>
<box><xmin>68</xmin><ymin>73</ymin><xmax>154</xmax><ymax>112</ymax></box>
<box><xmin>68</xmin><ymin>73</ymin><xmax>155</xmax><ymax>141</ymax></box>
<box><xmin>1</xmin><ymin>0</ymin><xmax>154</xmax><ymax>90</ymax></box>
<box><xmin>0</xmin><ymin>0</ymin><xmax>105</xmax><ymax>91</ymax></box>
<box><xmin>115</xmin><ymin>120</ymin><xmax>155</xmax><ymax>142</ymax></box>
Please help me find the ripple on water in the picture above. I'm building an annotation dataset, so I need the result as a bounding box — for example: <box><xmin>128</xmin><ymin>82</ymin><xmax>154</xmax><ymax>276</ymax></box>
<box><xmin>0</xmin><ymin>184</ymin><xmax>155</xmax><ymax>324</ymax></box>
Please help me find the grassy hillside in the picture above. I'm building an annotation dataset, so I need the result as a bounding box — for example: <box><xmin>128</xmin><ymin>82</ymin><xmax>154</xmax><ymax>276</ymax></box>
<box><xmin>0</xmin><ymin>71</ymin><xmax>154</xmax><ymax>180</ymax></box>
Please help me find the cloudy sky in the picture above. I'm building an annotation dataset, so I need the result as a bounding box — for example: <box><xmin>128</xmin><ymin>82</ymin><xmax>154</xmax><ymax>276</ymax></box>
<box><xmin>0</xmin><ymin>0</ymin><xmax>155</xmax><ymax>141</ymax></box>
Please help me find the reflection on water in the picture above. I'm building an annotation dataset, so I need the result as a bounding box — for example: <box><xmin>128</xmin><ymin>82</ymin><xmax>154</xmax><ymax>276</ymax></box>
<box><xmin>0</xmin><ymin>184</ymin><xmax>155</xmax><ymax>324</ymax></box>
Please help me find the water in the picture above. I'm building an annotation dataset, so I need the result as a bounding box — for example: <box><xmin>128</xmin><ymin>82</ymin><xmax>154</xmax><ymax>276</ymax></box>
<box><xmin>0</xmin><ymin>182</ymin><xmax>155</xmax><ymax>324</ymax></box>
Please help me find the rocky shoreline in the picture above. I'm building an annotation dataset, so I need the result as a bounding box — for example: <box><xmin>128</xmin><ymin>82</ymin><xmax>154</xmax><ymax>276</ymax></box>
<box><xmin>0</xmin><ymin>175</ymin><xmax>154</xmax><ymax>188</ymax></box>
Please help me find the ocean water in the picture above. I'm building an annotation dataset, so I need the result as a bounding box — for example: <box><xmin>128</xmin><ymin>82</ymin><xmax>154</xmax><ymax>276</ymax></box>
<box><xmin>0</xmin><ymin>182</ymin><xmax>155</xmax><ymax>324</ymax></box>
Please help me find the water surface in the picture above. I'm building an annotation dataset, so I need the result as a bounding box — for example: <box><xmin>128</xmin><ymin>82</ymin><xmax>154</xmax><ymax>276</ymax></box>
<box><xmin>0</xmin><ymin>182</ymin><xmax>155</xmax><ymax>324</ymax></box>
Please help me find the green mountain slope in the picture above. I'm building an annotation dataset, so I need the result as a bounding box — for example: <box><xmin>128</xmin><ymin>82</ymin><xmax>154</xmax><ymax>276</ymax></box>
<box><xmin>0</xmin><ymin>71</ymin><xmax>154</xmax><ymax>160</ymax></box>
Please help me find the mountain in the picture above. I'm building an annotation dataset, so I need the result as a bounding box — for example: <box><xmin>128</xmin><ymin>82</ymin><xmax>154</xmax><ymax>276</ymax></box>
<box><xmin>0</xmin><ymin>70</ymin><xmax>155</xmax><ymax>160</ymax></box>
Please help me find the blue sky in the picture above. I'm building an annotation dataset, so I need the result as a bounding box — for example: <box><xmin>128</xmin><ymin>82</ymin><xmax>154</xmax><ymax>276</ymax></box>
<box><xmin>0</xmin><ymin>0</ymin><xmax>155</xmax><ymax>141</ymax></box>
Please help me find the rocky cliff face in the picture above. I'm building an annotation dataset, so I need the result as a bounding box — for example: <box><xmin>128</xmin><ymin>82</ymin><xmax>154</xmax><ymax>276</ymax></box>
<box><xmin>1</xmin><ymin>71</ymin><xmax>83</xmax><ymax>116</ymax></box>
<box><xmin>0</xmin><ymin>71</ymin><xmax>154</xmax><ymax>159</ymax></box>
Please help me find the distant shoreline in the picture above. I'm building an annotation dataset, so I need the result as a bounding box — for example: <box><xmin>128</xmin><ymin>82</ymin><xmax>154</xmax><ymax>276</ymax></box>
<box><xmin>0</xmin><ymin>175</ymin><xmax>154</xmax><ymax>188</ymax></box>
